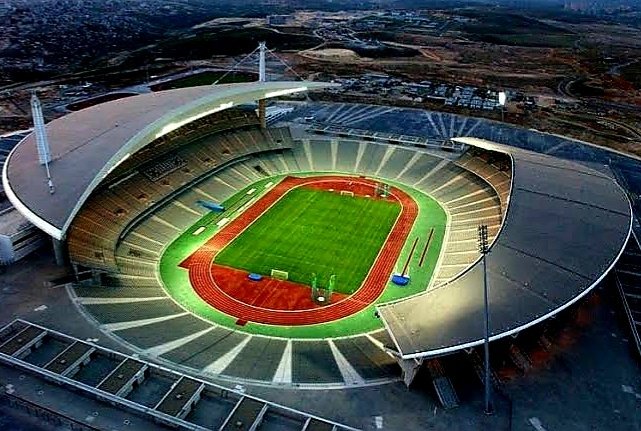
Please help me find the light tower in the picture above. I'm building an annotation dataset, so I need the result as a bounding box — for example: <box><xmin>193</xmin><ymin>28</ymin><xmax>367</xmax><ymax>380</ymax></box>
<box><xmin>258</xmin><ymin>41</ymin><xmax>267</xmax><ymax>129</ymax></box>
<box><xmin>478</xmin><ymin>224</ymin><xmax>492</xmax><ymax>415</ymax></box>
<box><xmin>30</xmin><ymin>92</ymin><xmax>55</xmax><ymax>194</ymax></box>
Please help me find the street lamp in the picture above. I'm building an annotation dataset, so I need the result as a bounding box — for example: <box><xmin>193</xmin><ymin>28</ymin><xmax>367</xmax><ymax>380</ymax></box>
<box><xmin>478</xmin><ymin>224</ymin><xmax>493</xmax><ymax>415</ymax></box>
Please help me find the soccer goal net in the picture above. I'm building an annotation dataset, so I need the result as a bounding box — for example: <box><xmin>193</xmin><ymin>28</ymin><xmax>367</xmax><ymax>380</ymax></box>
<box><xmin>340</xmin><ymin>190</ymin><xmax>355</xmax><ymax>197</ymax></box>
<box><xmin>271</xmin><ymin>269</ymin><xmax>289</xmax><ymax>280</ymax></box>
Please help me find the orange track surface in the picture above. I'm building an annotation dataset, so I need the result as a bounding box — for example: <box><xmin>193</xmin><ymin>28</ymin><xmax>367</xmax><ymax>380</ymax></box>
<box><xmin>180</xmin><ymin>175</ymin><xmax>418</xmax><ymax>326</ymax></box>
<box><xmin>210</xmin><ymin>263</ymin><xmax>349</xmax><ymax>311</ymax></box>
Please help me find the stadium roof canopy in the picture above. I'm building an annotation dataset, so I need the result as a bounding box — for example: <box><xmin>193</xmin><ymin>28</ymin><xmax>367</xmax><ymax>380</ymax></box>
<box><xmin>2</xmin><ymin>81</ymin><xmax>333</xmax><ymax>239</ymax></box>
<box><xmin>378</xmin><ymin>137</ymin><xmax>632</xmax><ymax>359</ymax></box>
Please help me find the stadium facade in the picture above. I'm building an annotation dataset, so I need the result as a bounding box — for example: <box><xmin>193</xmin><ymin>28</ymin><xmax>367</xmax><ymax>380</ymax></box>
<box><xmin>1</xmin><ymin>81</ymin><xmax>633</xmax><ymax>388</ymax></box>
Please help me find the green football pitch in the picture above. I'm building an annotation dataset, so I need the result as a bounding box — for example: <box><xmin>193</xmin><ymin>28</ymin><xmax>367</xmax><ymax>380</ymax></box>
<box><xmin>160</xmin><ymin>174</ymin><xmax>447</xmax><ymax>338</ymax></box>
<box><xmin>214</xmin><ymin>187</ymin><xmax>401</xmax><ymax>294</ymax></box>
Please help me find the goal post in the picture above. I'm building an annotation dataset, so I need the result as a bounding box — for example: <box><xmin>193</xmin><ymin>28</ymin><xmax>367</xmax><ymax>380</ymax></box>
<box><xmin>375</xmin><ymin>182</ymin><xmax>390</xmax><ymax>198</ymax></box>
<box><xmin>270</xmin><ymin>269</ymin><xmax>289</xmax><ymax>280</ymax></box>
<box><xmin>311</xmin><ymin>273</ymin><xmax>336</xmax><ymax>306</ymax></box>
<box><xmin>340</xmin><ymin>190</ymin><xmax>354</xmax><ymax>197</ymax></box>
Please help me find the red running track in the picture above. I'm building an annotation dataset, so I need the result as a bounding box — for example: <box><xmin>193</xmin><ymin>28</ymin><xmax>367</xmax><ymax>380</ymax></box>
<box><xmin>210</xmin><ymin>263</ymin><xmax>349</xmax><ymax>312</ymax></box>
<box><xmin>180</xmin><ymin>175</ymin><xmax>418</xmax><ymax>326</ymax></box>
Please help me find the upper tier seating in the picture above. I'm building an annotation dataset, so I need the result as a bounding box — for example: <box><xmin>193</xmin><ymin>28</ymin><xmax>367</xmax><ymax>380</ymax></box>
<box><xmin>111</xmin><ymin>108</ymin><xmax>260</xmax><ymax>176</ymax></box>
<box><xmin>68</xmin><ymin>124</ymin><xmax>294</xmax><ymax>270</ymax></box>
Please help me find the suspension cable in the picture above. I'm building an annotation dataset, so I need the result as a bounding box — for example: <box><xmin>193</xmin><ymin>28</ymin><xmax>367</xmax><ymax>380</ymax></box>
<box><xmin>212</xmin><ymin>46</ymin><xmax>260</xmax><ymax>85</ymax></box>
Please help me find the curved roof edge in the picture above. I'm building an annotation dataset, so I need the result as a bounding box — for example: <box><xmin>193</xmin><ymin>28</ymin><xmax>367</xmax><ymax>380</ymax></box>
<box><xmin>2</xmin><ymin>144</ymin><xmax>63</xmax><ymax>239</ymax></box>
<box><xmin>378</xmin><ymin>137</ymin><xmax>633</xmax><ymax>359</ymax></box>
<box><xmin>4</xmin><ymin>81</ymin><xmax>335</xmax><ymax>239</ymax></box>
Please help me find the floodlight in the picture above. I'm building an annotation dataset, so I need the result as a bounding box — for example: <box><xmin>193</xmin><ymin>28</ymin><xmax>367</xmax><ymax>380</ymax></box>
<box><xmin>498</xmin><ymin>92</ymin><xmax>507</xmax><ymax>106</ymax></box>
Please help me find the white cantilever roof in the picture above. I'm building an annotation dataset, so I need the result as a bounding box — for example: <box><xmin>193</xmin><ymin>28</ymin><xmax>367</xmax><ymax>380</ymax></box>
<box><xmin>3</xmin><ymin>81</ymin><xmax>333</xmax><ymax>239</ymax></box>
<box><xmin>378</xmin><ymin>137</ymin><xmax>632</xmax><ymax>359</ymax></box>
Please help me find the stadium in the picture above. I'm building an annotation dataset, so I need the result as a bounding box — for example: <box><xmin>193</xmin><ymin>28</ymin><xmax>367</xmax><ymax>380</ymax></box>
<box><xmin>0</xmin><ymin>78</ymin><xmax>637</xmax><ymax>429</ymax></box>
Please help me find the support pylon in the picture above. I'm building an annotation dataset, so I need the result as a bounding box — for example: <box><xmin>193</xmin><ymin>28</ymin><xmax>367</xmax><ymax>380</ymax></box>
<box><xmin>258</xmin><ymin>41</ymin><xmax>267</xmax><ymax>128</ymax></box>
<box><xmin>30</xmin><ymin>92</ymin><xmax>55</xmax><ymax>194</ymax></box>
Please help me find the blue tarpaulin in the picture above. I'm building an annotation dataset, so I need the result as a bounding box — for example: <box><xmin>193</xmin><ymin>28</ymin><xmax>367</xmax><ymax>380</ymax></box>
<box><xmin>197</xmin><ymin>200</ymin><xmax>225</xmax><ymax>212</ymax></box>
<box><xmin>391</xmin><ymin>274</ymin><xmax>410</xmax><ymax>286</ymax></box>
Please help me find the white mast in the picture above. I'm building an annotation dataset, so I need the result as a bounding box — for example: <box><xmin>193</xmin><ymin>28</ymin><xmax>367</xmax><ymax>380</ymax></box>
<box><xmin>258</xmin><ymin>41</ymin><xmax>267</xmax><ymax>128</ymax></box>
<box><xmin>30</xmin><ymin>92</ymin><xmax>55</xmax><ymax>194</ymax></box>
<box><xmin>258</xmin><ymin>41</ymin><xmax>267</xmax><ymax>83</ymax></box>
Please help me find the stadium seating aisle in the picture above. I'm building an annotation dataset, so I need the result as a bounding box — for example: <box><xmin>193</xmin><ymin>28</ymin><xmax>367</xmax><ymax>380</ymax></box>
<box><xmin>355</xmin><ymin>142</ymin><xmax>388</xmax><ymax>176</ymax></box>
<box><xmin>291</xmin><ymin>142</ymin><xmax>312</xmax><ymax>172</ymax></box>
<box><xmin>455</xmin><ymin>150</ymin><xmax>512</xmax><ymax>214</ymax></box>
<box><xmin>333</xmin><ymin>336</ymin><xmax>400</xmax><ymax>380</ymax></box>
<box><xmin>83</xmin><ymin>298</ymin><xmax>185</xmax><ymax>325</ymax></box>
<box><xmin>217</xmin><ymin>336</ymin><xmax>287</xmax><ymax>382</ymax></box>
<box><xmin>162</xmin><ymin>329</ymin><xmax>250</xmax><ymax>373</ymax></box>
<box><xmin>195</xmin><ymin>175</ymin><xmax>237</xmax><ymax>202</ymax></box>
<box><xmin>73</xmin><ymin>285</ymin><xmax>165</xmax><ymax>299</ymax></box>
<box><xmin>260</xmin><ymin>153</ymin><xmax>290</xmax><ymax>176</ymax></box>
<box><xmin>114</xmin><ymin>314</ymin><xmax>212</xmax><ymax>350</ymax></box>
<box><xmin>154</xmin><ymin>202</ymin><xmax>202</xmax><ymax>231</ymax></box>
<box><xmin>334</xmin><ymin>140</ymin><xmax>360</xmax><ymax>172</ymax></box>
<box><xmin>376</xmin><ymin>146</ymin><xmax>417</xmax><ymax>179</ymax></box>
<box><xmin>121</xmin><ymin>231</ymin><xmax>166</xmax><ymax>256</ymax></box>
<box><xmin>215</xmin><ymin>170</ymin><xmax>249</xmax><ymax>192</ymax></box>
<box><xmin>279</xmin><ymin>151</ymin><xmax>300</xmax><ymax>173</ymax></box>
<box><xmin>113</xmin><ymin>256</ymin><xmax>158</xmax><ymax>278</ymax></box>
<box><xmin>291</xmin><ymin>341</ymin><xmax>343</xmax><ymax>384</ymax></box>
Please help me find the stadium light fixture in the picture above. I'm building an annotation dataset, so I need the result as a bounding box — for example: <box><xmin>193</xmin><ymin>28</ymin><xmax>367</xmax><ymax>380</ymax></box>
<box><xmin>155</xmin><ymin>101</ymin><xmax>235</xmax><ymax>139</ymax></box>
<box><xmin>478</xmin><ymin>224</ymin><xmax>493</xmax><ymax>415</ymax></box>
<box><xmin>264</xmin><ymin>86</ymin><xmax>308</xmax><ymax>99</ymax></box>
<box><xmin>498</xmin><ymin>91</ymin><xmax>507</xmax><ymax>123</ymax></box>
